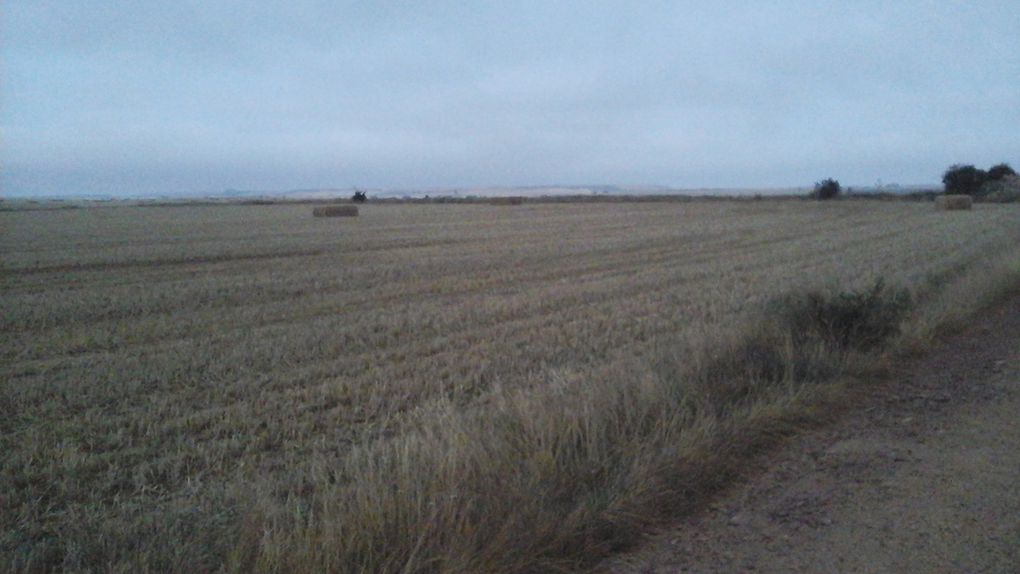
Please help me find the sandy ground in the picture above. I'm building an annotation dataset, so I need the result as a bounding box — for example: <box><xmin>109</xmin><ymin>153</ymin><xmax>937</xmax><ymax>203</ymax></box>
<box><xmin>609</xmin><ymin>295</ymin><xmax>1020</xmax><ymax>573</ymax></box>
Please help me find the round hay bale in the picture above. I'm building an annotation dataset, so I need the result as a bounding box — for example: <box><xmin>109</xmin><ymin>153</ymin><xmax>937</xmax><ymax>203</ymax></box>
<box><xmin>489</xmin><ymin>196</ymin><xmax>525</xmax><ymax>206</ymax></box>
<box><xmin>313</xmin><ymin>205</ymin><xmax>359</xmax><ymax>217</ymax></box>
<box><xmin>935</xmin><ymin>195</ymin><xmax>973</xmax><ymax>211</ymax></box>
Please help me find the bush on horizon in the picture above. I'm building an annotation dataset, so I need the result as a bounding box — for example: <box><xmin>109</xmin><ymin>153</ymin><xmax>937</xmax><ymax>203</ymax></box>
<box><xmin>811</xmin><ymin>178</ymin><xmax>841</xmax><ymax>200</ymax></box>
<box><xmin>942</xmin><ymin>164</ymin><xmax>987</xmax><ymax>195</ymax></box>
<box><xmin>987</xmin><ymin>163</ymin><xmax>1016</xmax><ymax>181</ymax></box>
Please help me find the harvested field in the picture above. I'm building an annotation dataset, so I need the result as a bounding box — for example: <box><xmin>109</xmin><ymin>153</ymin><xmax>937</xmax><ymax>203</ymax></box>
<box><xmin>2</xmin><ymin>200</ymin><xmax>1019</xmax><ymax>572</ymax></box>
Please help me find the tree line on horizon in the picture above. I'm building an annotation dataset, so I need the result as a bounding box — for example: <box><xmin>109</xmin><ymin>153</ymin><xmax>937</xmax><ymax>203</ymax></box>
<box><xmin>810</xmin><ymin>161</ymin><xmax>1016</xmax><ymax>201</ymax></box>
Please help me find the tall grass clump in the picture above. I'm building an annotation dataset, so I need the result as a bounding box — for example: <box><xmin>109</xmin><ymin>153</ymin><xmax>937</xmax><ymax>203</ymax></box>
<box><xmin>234</xmin><ymin>280</ymin><xmax>915</xmax><ymax>573</ymax></box>
<box><xmin>773</xmin><ymin>280</ymin><xmax>910</xmax><ymax>352</ymax></box>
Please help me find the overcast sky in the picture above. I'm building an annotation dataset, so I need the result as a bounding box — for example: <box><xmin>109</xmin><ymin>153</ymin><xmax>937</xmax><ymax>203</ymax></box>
<box><xmin>2</xmin><ymin>1</ymin><xmax>1018</xmax><ymax>196</ymax></box>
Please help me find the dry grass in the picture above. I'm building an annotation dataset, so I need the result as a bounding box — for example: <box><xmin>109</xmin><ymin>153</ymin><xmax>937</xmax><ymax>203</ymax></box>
<box><xmin>2</xmin><ymin>200</ymin><xmax>1019</xmax><ymax>572</ymax></box>
<box><xmin>936</xmin><ymin>195</ymin><xmax>973</xmax><ymax>210</ymax></box>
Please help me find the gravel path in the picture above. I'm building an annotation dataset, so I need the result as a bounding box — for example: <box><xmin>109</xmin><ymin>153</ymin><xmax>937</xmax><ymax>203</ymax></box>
<box><xmin>610</xmin><ymin>295</ymin><xmax>1020</xmax><ymax>573</ymax></box>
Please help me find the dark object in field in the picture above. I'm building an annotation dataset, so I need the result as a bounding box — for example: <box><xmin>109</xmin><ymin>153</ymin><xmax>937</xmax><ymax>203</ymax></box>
<box><xmin>772</xmin><ymin>279</ymin><xmax>911</xmax><ymax>352</ymax></box>
<box><xmin>352</xmin><ymin>190</ymin><xmax>368</xmax><ymax>203</ymax></box>
<box><xmin>811</xmin><ymin>178</ymin><xmax>841</xmax><ymax>200</ymax></box>
<box><xmin>935</xmin><ymin>195</ymin><xmax>973</xmax><ymax>211</ymax></box>
<box><xmin>489</xmin><ymin>196</ymin><xmax>525</xmax><ymax>205</ymax></box>
<box><xmin>313</xmin><ymin>205</ymin><xmax>359</xmax><ymax>217</ymax></box>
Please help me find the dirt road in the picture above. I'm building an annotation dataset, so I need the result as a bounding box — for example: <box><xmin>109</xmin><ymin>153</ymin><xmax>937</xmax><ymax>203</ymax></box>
<box><xmin>610</xmin><ymin>295</ymin><xmax>1020</xmax><ymax>573</ymax></box>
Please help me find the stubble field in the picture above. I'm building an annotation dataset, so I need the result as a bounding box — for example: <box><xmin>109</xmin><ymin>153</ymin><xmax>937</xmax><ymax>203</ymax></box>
<box><xmin>2</xmin><ymin>199</ymin><xmax>1019</xmax><ymax>572</ymax></box>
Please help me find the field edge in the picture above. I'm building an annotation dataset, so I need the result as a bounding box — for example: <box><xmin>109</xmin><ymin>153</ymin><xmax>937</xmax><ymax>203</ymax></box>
<box><xmin>233</xmin><ymin>251</ymin><xmax>1020</xmax><ymax>574</ymax></box>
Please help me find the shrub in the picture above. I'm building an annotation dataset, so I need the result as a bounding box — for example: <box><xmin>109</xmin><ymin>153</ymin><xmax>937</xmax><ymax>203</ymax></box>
<box><xmin>811</xmin><ymin>178</ymin><xmax>841</xmax><ymax>200</ymax></box>
<box><xmin>987</xmin><ymin>163</ymin><xmax>1016</xmax><ymax>181</ymax></box>
<box><xmin>942</xmin><ymin>164</ymin><xmax>987</xmax><ymax>195</ymax></box>
<box><xmin>697</xmin><ymin>278</ymin><xmax>912</xmax><ymax>409</ymax></box>
<box><xmin>771</xmin><ymin>279</ymin><xmax>912</xmax><ymax>352</ymax></box>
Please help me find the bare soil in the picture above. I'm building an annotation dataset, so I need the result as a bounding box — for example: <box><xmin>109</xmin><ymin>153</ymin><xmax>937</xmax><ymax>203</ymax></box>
<box><xmin>610</xmin><ymin>295</ymin><xmax>1020</xmax><ymax>573</ymax></box>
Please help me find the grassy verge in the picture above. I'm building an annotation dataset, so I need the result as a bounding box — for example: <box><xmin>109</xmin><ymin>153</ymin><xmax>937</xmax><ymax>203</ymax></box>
<box><xmin>901</xmin><ymin>251</ymin><xmax>1020</xmax><ymax>347</ymax></box>
<box><xmin>232</xmin><ymin>249</ymin><xmax>1020</xmax><ymax>573</ymax></box>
